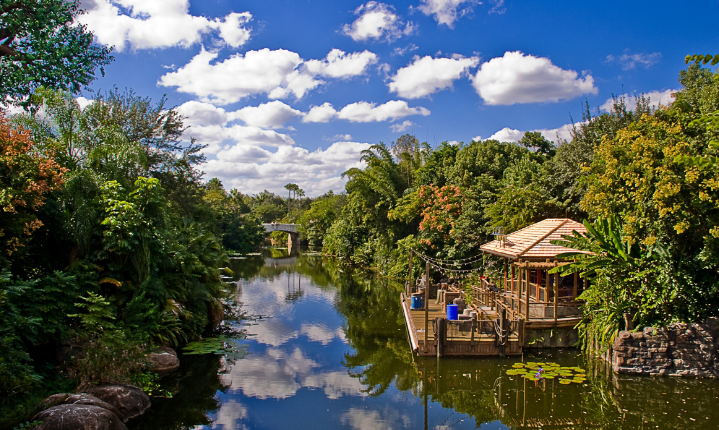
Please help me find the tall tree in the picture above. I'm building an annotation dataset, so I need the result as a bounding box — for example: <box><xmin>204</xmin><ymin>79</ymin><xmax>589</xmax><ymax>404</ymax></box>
<box><xmin>0</xmin><ymin>0</ymin><xmax>113</xmax><ymax>102</ymax></box>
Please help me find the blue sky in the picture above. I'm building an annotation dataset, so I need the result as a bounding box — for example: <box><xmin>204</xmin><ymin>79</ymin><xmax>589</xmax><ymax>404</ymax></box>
<box><xmin>76</xmin><ymin>0</ymin><xmax>719</xmax><ymax>195</ymax></box>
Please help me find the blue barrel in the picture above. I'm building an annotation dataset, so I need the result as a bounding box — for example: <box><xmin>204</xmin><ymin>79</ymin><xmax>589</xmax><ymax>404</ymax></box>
<box><xmin>447</xmin><ymin>304</ymin><xmax>458</xmax><ymax>320</ymax></box>
<box><xmin>411</xmin><ymin>295</ymin><xmax>423</xmax><ymax>309</ymax></box>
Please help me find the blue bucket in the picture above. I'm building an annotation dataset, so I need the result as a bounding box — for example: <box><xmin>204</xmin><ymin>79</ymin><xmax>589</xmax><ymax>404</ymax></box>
<box><xmin>411</xmin><ymin>295</ymin><xmax>423</xmax><ymax>309</ymax></box>
<box><xmin>447</xmin><ymin>304</ymin><xmax>458</xmax><ymax>320</ymax></box>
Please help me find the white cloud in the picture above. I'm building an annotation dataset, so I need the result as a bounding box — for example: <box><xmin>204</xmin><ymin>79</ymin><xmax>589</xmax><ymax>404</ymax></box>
<box><xmin>214</xmin><ymin>401</ymin><xmax>248</xmax><ymax>430</ymax></box>
<box><xmin>342</xmin><ymin>2</ymin><xmax>415</xmax><ymax>42</ymax></box>
<box><xmin>417</xmin><ymin>0</ymin><xmax>480</xmax><ymax>27</ymax></box>
<box><xmin>607</xmin><ymin>51</ymin><xmax>662</xmax><ymax>70</ymax></box>
<box><xmin>230</xmin><ymin>101</ymin><xmax>302</xmax><ymax>129</ymax></box>
<box><xmin>391</xmin><ymin>120</ymin><xmax>414</xmax><ymax>133</ymax></box>
<box><xmin>303</xmin><ymin>371</ymin><xmax>365</xmax><ymax>400</ymax></box>
<box><xmin>76</xmin><ymin>97</ymin><xmax>95</xmax><ymax>110</ymax></box>
<box><xmin>393</xmin><ymin>44</ymin><xmax>419</xmax><ymax>56</ymax></box>
<box><xmin>599</xmin><ymin>89</ymin><xmax>676</xmax><ymax>112</ymax></box>
<box><xmin>303</xmin><ymin>100</ymin><xmax>430</xmax><ymax>123</ymax></box>
<box><xmin>300</xmin><ymin>324</ymin><xmax>346</xmax><ymax>345</ymax></box>
<box><xmin>473</xmin><ymin>51</ymin><xmax>598</xmax><ymax>105</ymax></box>
<box><xmin>339</xmin><ymin>100</ymin><xmax>430</xmax><ymax>122</ymax></box>
<box><xmin>304</xmin><ymin>103</ymin><xmax>339</xmax><ymax>123</ymax></box>
<box><xmin>303</xmin><ymin>49</ymin><xmax>379</xmax><ymax>79</ymax></box>
<box><xmin>389</xmin><ymin>55</ymin><xmax>479</xmax><ymax>99</ymax></box>
<box><xmin>328</xmin><ymin>133</ymin><xmax>353</xmax><ymax>141</ymax></box>
<box><xmin>204</xmin><ymin>141</ymin><xmax>373</xmax><ymax>196</ymax></box>
<box><xmin>340</xmin><ymin>408</ymin><xmax>411</xmax><ymax>430</ymax></box>
<box><xmin>534</xmin><ymin>123</ymin><xmax>576</xmax><ymax>144</ymax></box>
<box><xmin>79</xmin><ymin>0</ymin><xmax>252</xmax><ymax>51</ymax></box>
<box><xmin>159</xmin><ymin>48</ymin><xmax>377</xmax><ymax>105</ymax></box>
<box><xmin>487</xmin><ymin>127</ymin><xmax>524</xmax><ymax>143</ymax></box>
<box><xmin>485</xmin><ymin>122</ymin><xmax>577</xmax><ymax>144</ymax></box>
<box><xmin>489</xmin><ymin>0</ymin><xmax>506</xmax><ymax>14</ymax></box>
<box><xmin>176</xmin><ymin>100</ymin><xmax>229</xmax><ymax>126</ymax></box>
<box><xmin>221</xmin><ymin>348</ymin><xmax>320</xmax><ymax>399</ymax></box>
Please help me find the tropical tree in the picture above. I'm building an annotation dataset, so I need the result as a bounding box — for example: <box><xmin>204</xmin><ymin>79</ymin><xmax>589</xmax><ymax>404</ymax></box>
<box><xmin>0</xmin><ymin>0</ymin><xmax>113</xmax><ymax>102</ymax></box>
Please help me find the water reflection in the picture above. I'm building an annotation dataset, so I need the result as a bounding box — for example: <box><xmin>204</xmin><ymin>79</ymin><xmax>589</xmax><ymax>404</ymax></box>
<box><xmin>136</xmin><ymin>250</ymin><xmax>719</xmax><ymax>430</ymax></box>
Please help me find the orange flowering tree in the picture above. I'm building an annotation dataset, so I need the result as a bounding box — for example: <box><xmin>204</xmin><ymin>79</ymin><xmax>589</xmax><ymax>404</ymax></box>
<box><xmin>0</xmin><ymin>114</ymin><xmax>66</xmax><ymax>258</ymax></box>
<box><xmin>417</xmin><ymin>184</ymin><xmax>463</xmax><ymax>249</ymax></box>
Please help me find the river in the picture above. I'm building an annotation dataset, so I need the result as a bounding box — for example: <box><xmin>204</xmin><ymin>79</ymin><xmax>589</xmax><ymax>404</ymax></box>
<box><xmin>134</xmin><ymin>249</ymin><xmax>719</xmax><ymax>430</ymax></box>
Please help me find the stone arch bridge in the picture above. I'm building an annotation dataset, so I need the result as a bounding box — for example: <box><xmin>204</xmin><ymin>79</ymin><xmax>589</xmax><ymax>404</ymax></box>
<box><xmin>263</xmin><ymin>223</ymin><xmax>300</xmax><ymax>249</ymax></box>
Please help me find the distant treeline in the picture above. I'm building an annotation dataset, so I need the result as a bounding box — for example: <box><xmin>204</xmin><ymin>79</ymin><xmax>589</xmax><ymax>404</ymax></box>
<box><xmin>302</xmin><ymin>63</ymin><xmax>719</xmax><ymax>353</ymax></box>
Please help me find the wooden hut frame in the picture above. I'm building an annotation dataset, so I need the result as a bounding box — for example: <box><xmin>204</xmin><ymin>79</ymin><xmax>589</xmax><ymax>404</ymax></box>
<box><xmin>479</xmin><ymin>218</ymin><xmax>589</xmax><ymax>327</ymax></box>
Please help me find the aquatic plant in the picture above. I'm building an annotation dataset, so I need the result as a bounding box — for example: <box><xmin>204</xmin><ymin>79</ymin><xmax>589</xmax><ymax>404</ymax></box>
<box><xmin>505</xmin><ymin>362</ymin><xmax>586</xmax><ymax>385</ymax></box>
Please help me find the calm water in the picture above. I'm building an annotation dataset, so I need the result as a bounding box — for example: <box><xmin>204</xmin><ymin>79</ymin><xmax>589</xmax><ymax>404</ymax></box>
<box><xmin>135</xmin><ymin>250</ymin><xmax>719</xmax><ymax>430</ymax></box>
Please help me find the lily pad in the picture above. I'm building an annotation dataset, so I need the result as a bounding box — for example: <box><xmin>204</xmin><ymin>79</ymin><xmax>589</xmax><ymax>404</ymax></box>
<box><xmin>183</xmin><ymin>335</ymin><xmax>248</xmax><ymax>362</ymax></box>
<box><xmin>559</xmin><ymin>379</ymin><xmax>572</xmax><ymax>385</ymax></box>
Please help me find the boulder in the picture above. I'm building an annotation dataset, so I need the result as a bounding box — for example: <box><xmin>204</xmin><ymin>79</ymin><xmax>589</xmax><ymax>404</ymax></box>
<box><xmin>37</xmin><ymin>393</ymin><xmax>122</xmax><ymax>418</ymax></box>
<box><xmin>33</xmin><ymin>404</ymin><xmax>127</xmax><ymax>430</ymax></box>
<box><xmin>148</xmin><ymin>346</ymin><xmax>180</xmax><ymax>375</ymax></box>
<box><xmin>85</xmin><ymin>385</ymin><xmax>151</xmax><ymax>422</ymax></box>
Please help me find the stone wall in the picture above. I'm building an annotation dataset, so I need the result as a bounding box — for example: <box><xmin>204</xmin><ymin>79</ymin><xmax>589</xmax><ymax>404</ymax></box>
<box><xmin>611</xmin><ymin>318</ymin><xmax>719</xmax><ymax>378</ymax></box>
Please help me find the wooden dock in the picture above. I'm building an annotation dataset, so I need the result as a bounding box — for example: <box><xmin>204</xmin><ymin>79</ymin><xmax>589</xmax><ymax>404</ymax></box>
<box><xmin>401</xmin><ymin>292</ymin><xmax>523</xmax><ymax>357</ymax></box>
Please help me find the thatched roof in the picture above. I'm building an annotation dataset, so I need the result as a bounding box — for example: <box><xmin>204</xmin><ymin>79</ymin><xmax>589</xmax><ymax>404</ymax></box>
<box><xmin>480</xmin><ymin>218</ymin><xmax>587</xmax><ymax>260</ymax></box>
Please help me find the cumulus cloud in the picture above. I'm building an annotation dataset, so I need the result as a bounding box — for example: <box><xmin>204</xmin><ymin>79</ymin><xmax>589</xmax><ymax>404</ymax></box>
<box><xmin>485</xmin><ymin>122</ymin><xmax>576</xmax><ymax>144</ymax></box>
<box><xmin>417</xmin><ymin>0</ymin><xmax>480</xmax><ymax>27</ymax></box>
<box><xmin>177</xmin><ymin>103</ymin><xmax>296</xmax><ymax>153</ymax></box>
<box><xmin>230</xmin><ymin>101</ymin><xmax>302</xmax><ymax>129</ymax></box>
<box><xmin>599</xmin><ymin>89</ymin><xmax>676</xmax><ymax>112</ymax></box>
<box><xmin>487</xmin><ymin>127</ymin><xmax>524</xmax><ymax>143</ymax></box>
<box><xmin>159</xmin><ymin>48</ymin><xmax>378</xmax><ymax>105</ymax></box>
<box><xmin>389</xmin><ymin>55</ymin><xmax>479</xmax><ymax>99</ymax></box>
<box><xmin>341</xmin><ymin>2</ymin><xmax>415</xmax><ymax>42</ymax></box>
<box><xmin>606</xmin><ymin>51</ymin><xmax>662</xmax><ymax>70</ymax></box>
<box><xmin>214</xmin><ymin>401</ymin><xmax>248</xmax><ymax>430</ymax></box>
<box><xmin>391</xmin><ymin>120</ymin><xmax>414</xmax><ymax>133</ymax></box>
<box><xmin>79</xmin><ymin>0</ymin><xmax>252</xmax><ymax>51</ymax></box>
<box><xmin>303</xmin><ymin>103</ymin><xmax>339</xmax><ymax>123</ymax></box>
<box><xmin>473</xmin><ymin>51</ymin><xmax>597</xmax><ymax>105</ymax></box>
<box><xmin>327</xmin><ymin>133</ymin><xmax>353</xmax><ymax>141</ymax></box>
<box><xmin>300</xmin><ymin>324</ymin><xmax>346</xmax><ymax>345</ymax></box>
<box><xmin>205</xmin><ymin>141</ymin><xmax>373</xmax><ymax>196</ymax></box>
<box><xmin>303</xmin><ymin>100</ymin><xmax>430</xmax><ymax>123</ymax></box>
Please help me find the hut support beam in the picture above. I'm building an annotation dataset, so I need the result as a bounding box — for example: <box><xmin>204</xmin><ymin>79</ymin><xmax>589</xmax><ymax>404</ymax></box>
<box><xmin>424</xmin><ymin>261</ymin><xmax>429</xmax><ymax>353</ymax></box>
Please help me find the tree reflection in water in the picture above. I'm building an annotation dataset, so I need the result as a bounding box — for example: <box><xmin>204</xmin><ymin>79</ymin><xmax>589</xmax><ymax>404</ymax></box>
<box><xmin>132</xmin><ymin>354</ymin><xmax>228</xmax><ymax>430</ymax></box>
<box><xmin>136</xmin><ymin>250</ymin><xmax>719</xmax><ymax>430</ymax></box>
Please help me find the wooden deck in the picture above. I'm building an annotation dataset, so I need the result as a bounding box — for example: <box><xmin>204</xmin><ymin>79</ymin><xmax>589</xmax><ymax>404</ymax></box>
<box><xmin>401</xmin><ymin>293</ymin><xmax>523</xmax><ymax>357</ymax></box>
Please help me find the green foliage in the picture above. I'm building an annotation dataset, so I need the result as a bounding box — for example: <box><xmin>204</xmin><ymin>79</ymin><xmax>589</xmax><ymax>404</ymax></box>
<box><xmin>552</xmin><ymin>216</ymin><xmax>703</xmax><ymax>351</ymax></box>
<box><xmin>519</xmin><ymin>131</ymin><xmax>555</xmax><ymax>156</ymax></box>
<box><xmin>685</xmin><ymin>54</ymin><xmax>719</xmax><ymax>66</ymax></box>
<box><xmin>299</xmin><ymin>191</ymin><xmax>346</xmax><ymax>246</ymax></box>
<box><xmin>69</xmin><ymin>292</ymin><xmax>116</xmax><ymax>333</ymax></box>
<box><xmin>0</xmin><ymin>0</ymin><xmax>114</xmax><ymax>102</ymax></box>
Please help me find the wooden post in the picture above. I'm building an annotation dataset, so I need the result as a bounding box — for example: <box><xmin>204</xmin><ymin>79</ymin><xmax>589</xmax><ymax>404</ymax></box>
<box><xmin>504</xmin><ymin>258</ymin><xmax>508</xmax><ymax>291</ymax></box>
<box><xmin>553</xmin><ymin>263</ymin><xmax>558</xmax><ymax>327</ymax></box>
<box><xmin>537</xmin><ymin>269</ymin><xmax>542</xmax><ymax>301</ymax></box>
<box><xmin>436</xmin><ymin>317</ymin><xmax>443</xmax><ymax>358</ymax></box>
<box><xmin>573</xmin><ymin>272</ymin><xmax>578</xmax><ymax>300</ymax></box>
<box><xmin>545</xmin><ymin>268</ymin><xmax>550</xmax><ymax>301</ymax></box>
<box><xmin>408</xmin><ymin>249</ymin><xmax>414</xmax><ymax>295</ymax></box>
<box><xmin>511</xmin><ymin>265</ymin><xmax>515</xmax><ymax>294</ymax></box>
<box><xmin>524</xmin><ymin>265</ymin><xmax>530</xmax><ymax>321</ymax></box>
<box><xmin>498</xmin><ymin>308</ymin><xmax>506</xmax><ymax>357</ymax></box>
<box><xmin>470</xmin><ymin>319</ymin><xmax>475</xmax><ymax>346</ymax></box>
<box><xmin>424</xmin><ymin>261</ymin><xmax>430</xmax><ymax>353</ymax></box>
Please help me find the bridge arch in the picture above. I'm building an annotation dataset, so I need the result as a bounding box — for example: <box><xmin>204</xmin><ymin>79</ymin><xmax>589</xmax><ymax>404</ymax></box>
<box><xmin>262</xmin><ymin>223</ymin><xmax>301</xmax><ymax>250</ymax></box>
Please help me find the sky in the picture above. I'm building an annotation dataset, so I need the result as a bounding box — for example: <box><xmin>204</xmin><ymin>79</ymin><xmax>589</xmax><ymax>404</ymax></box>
<box><xmin>75</xmin><ymin>0</ymin><xmax>719</xmax><ymax>196</ymax></box>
